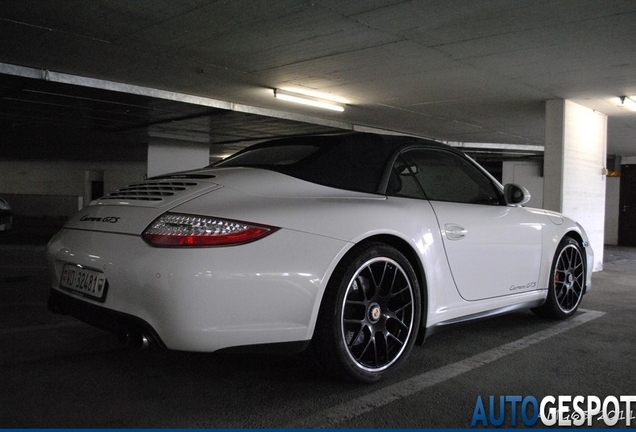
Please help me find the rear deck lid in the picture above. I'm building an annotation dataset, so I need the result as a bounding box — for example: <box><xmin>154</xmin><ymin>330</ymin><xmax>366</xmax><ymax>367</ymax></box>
<box><xmin>62</xmin><ymin>177</ymin><xmax>222</xmax><ymax>235</ymax></box>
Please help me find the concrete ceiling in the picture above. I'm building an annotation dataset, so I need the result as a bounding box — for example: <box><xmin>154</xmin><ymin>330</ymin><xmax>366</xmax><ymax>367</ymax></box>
<box><xmin>1</xmin><ymin>0</ymin><xmax>635</xmax><ymax>161</ymax></box>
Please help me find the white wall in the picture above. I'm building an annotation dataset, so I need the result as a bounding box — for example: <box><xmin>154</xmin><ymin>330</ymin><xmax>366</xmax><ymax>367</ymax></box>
<box><xmin>623</xmin><ymin>156</ymin><xmax>636</xmax><ymax>164</ymax></box>
<box><xmin>147</xmin><ymin>140</ymin><xmax>210</xmax><ymax>177</ymax></box>
<box><xmin>2</xmin><ymin>137</ymin><xmax>211</xmax><ymax>219</ymax></box>
<box><xmin>0</xmin><ymin>160</ymin><xmax>146</xmax><ymax>217</ymax></box>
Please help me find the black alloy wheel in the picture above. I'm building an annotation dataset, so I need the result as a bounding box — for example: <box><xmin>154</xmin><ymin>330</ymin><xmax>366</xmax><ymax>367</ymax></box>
<box><xmin>533</xmin><ymin>237</ymin><xmax>585</xmax><ymax>319</ymax></box>
<box><xmin>312</xmin><ymin>243</ymin><xmax>422</xmax><ymax>382</ymax></box>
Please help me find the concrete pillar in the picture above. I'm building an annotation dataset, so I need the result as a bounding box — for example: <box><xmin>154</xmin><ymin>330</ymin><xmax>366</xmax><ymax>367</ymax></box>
<box><xmin>147</xmin><ymin>138</ymin><xmax>210</xmax><ymax>178</ymax></box>
<box><xmin>544</xmin><ymin>100</ymin><xmax>607</xmax><ymax>271</ymax></box>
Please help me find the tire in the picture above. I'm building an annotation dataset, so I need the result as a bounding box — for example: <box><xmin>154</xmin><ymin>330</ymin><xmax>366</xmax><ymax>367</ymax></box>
<box><xmin>311</xmin><ymin>243</ymin><xmax>422</xmax><ymax>383</ymax></box>
<box><xmin>532</xmin><ymin>237</ymin><xmax>586</xmax><ymax>319</ymax></box>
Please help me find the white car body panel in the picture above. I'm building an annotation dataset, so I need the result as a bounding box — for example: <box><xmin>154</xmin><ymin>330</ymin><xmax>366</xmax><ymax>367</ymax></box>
<box><xmin>47</xmin><ymin>135</ymin><xmax>594</xmax><ymax>362</ymax></box>
<box><xmin>431</xmin><ymin>201</ymin><xmax>545</xmax><ymax>301</ymax></box>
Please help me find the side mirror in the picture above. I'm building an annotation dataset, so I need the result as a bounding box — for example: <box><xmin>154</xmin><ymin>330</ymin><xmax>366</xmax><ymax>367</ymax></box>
<box><xmin>504</xmin><ymin>184</ymin><xmax>531</xmax><ymax>206</ymax></box>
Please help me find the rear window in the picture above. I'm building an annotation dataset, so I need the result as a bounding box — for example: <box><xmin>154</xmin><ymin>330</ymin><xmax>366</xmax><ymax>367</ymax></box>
<box><xmin>217</xmin><ymin>145</ymin><xmax>320</xmax><ymax>166</ymax></box>
<box><xmin>214</xmin><ymin>134</ymin><xmax>397</xmax><ymax>194</ymax></box>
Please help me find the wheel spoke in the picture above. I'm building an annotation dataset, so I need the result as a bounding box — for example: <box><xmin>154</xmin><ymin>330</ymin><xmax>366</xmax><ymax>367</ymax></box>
<box><xmin>386</xmin><ymin>331</ymin><xmax>405</xmax><ymax>350</ymax></box>
<box><xmin>344</xmin><ymin>323</ymin><xmax>362</xmax><ymax>345</ymax></box>
<box><xmin>367</xmin><ymin>262</ymin><xmax>384</xmax><ymax>294</ymax></box>
<box><xmin>387</xmin><ymin>316</ymin><xmax>409</xmax><ymax>338</ymax></box>
<box><xmin>355</xmin><ymin>273</ymin><xmax>373</xmax><ymax>301</ymax></box>
<box><xmin>356</xmin><ymin>332</ymin><xmax>375</xmax><ymax>361</ymax></box>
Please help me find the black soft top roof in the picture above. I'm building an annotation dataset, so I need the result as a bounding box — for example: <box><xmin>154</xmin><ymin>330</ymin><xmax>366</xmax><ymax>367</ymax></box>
<box><xmin>213</xmin><ymin>132</ymin><xmax>449</xmax><ymax>194</ymax></box>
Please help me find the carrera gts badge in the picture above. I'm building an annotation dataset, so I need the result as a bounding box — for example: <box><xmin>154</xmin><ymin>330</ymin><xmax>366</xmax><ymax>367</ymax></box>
<box><xmin>80</xmin><ymin>215</ymin><xmax>120</xmax><ymax>223</ymax></box>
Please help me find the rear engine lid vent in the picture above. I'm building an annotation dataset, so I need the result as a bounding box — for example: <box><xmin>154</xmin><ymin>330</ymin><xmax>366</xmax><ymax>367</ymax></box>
<box><xmin>101</xmin><ymin>181</ymin><xmax>199</xmax><ymax>202</ymax></box>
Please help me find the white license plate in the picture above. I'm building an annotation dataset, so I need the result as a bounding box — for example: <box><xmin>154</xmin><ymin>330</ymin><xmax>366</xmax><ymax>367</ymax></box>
<box><xmin>60</xmin><ymin>264</ymin><xmax>108</xmax><ymax>301</ymax></box>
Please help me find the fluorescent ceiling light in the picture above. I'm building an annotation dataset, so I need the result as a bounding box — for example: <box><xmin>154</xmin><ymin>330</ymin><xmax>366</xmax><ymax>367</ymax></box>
<box><xmin>274</xmin><ymin>89</ymin><xmax>345</xmax><ymax>112</ymax></box>
<box><xmin>617</xmin><ymin>96</ymin><xmax>636</xmax><ymax>111</ymax></box>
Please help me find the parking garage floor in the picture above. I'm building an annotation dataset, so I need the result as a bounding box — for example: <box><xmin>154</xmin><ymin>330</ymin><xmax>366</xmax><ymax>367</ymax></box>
<box><xmin>1</xmin><ymin>224</ymin><xmax>635</xmax><ymax>428</ymax></box>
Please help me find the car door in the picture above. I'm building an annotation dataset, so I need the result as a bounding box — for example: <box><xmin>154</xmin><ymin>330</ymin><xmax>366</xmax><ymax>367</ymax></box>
<box><xmin>394</xmin><ymin>148</ymin><xmax>544</xmax><ymax>301</ymax></box>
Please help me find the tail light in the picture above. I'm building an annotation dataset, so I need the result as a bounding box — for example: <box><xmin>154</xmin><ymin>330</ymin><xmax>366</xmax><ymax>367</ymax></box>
<box><xmin>142</xmin><ymin>213</ymin><xmax>277</xmax><ymax>247</ymax></box>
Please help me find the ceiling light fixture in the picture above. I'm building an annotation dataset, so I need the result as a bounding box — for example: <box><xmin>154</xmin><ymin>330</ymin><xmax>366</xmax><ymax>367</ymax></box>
<box><xmin>274</xmin><ymin>89</ymin><xmax>345</xmax><ymax>112</ymax></box>
<box><xmin>618</xmin><ymin>96</ymin><xmax>636</xmax><ymax>111</ymax></box>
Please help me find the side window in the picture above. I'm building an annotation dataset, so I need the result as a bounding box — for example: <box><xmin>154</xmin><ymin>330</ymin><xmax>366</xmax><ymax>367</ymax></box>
<box><xmin>398</xmin><ymin>149</ymin><xmax>503</xmax><ymax>205</ymax></box>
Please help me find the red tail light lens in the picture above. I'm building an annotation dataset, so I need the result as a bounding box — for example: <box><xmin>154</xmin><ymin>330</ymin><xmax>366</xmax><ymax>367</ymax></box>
<box><xmin>142</xmin><ymin>213</ymin><xmax>278</xmax><ymax>247</ymax></box>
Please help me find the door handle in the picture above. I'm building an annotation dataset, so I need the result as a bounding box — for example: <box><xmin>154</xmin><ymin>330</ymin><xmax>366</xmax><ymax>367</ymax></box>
<box><xmin>444</xmin><ymin>224</ymin><xmax>467</xmax><ymax>240</ymax></box>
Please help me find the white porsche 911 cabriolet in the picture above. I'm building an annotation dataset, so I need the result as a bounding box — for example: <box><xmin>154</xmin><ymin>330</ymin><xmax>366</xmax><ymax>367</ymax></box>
<box><xmin>47</xmin><ymin>132</ymin><xmax>593</xmax><ymax>382</ymax></box>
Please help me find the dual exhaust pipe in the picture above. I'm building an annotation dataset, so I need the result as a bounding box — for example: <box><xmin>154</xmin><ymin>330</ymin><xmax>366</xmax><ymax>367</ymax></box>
<box><xmin>49</xmin><ymin>293</ymin><xmax>157</xmax><ymax>350</ymax></box>
<box><xmin>118</xmin><ymin>328</ymin><xmax>152</xmax><ymax>349</ymax></box>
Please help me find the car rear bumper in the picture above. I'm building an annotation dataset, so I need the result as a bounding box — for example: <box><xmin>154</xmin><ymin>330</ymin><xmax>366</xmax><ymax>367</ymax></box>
<box><xmin>48</xmin><ymin>289</ymin><xmax>166</xmax><ymax>348</ymax></box>
<box><xmin>47</xmin><ymin>227</ymin><xmax>348</xmax><ymax>352</ymax></box>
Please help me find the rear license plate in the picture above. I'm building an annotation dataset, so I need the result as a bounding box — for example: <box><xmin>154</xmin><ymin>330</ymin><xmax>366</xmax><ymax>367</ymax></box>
<box><xmin>60</xmin><ymin>264</ymin><xmax>108</xmax><ymax>302</ymax></box>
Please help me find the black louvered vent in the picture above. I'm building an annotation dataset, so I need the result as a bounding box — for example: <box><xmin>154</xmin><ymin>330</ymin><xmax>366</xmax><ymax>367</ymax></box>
<box><xmin>101</xmin><ymin>181</ymin><xmax>198</xmax><ymax>201</ymax></box>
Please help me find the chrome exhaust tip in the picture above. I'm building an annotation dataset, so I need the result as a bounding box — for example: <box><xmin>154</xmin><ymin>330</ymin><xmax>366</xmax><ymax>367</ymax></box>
<box><xmin>118</xmin><ymin>329</ymin><xmax>152</xmax><ymax>349</ymax></box>
<box><xmin>140</xmin><ymin>334</ymin><xmax>150</xmax><ymax>349</ymax></box>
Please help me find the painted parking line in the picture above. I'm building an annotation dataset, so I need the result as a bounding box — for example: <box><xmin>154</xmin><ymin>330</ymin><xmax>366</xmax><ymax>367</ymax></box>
<box><xmin>289</xmin><ymin>309</ymin><xmax>606</xmax><ymax>428</ymax></box>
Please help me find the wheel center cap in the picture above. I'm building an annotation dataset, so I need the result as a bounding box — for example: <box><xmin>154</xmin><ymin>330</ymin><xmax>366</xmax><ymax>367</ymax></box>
<box><xmin>368</xmin><ymin>303</ymin><xmax>382</xmax><ymax>323</ymax></box>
